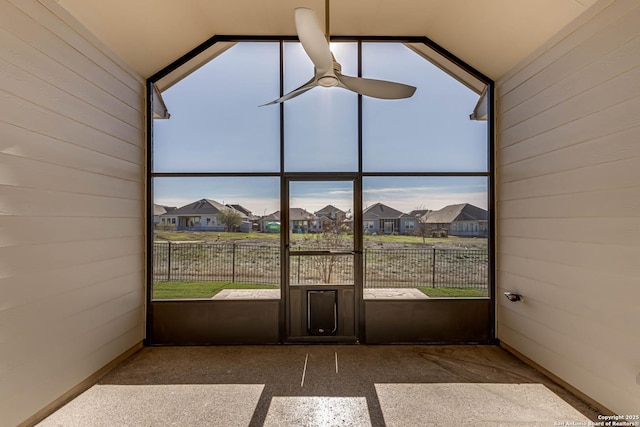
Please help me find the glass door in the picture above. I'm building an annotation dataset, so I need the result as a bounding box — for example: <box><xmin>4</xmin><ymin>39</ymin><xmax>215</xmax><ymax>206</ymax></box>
<box><xmin>284</xmin><ymin>178</ymin><xmax>361</xmax><ymax>342</ymax></box>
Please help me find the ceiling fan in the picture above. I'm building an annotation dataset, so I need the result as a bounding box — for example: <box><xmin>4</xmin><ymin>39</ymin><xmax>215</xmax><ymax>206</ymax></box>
<box><xmin>261</xmin><ymin>2</ymin><xmax>416</xmax><ymax>106</ymax></box>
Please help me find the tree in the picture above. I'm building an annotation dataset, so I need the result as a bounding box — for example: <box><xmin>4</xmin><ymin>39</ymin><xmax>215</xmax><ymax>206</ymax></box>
<box><xmin>218</xmin><ymin>208</ymin><xmax>243</xmax><ymax>232</ymax></box>
<box><xmin>416</xmin><ymin>221</ymin><xmax>430</xmax><ymax>244</ymax></box>
<box><xmin>298</xmin><ymin>230</ymin><xmax>352</xmax><ymax>284</ymax></box>
<box><xmin>413</xmin><ymin>206</ymin><xmax>431</xmax><ymax>244</ymax></box>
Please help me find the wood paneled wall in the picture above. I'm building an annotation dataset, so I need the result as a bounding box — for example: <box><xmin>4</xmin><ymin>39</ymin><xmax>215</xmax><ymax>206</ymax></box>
<box><xmin>0</xmin><ymin>1</ymin><xmax>145</xmax><ymax>425</ymax></box>
<box><xmin>496</xmin><ymin>0</ymin><xmax>640</xmax><ymax>414</ymax></box>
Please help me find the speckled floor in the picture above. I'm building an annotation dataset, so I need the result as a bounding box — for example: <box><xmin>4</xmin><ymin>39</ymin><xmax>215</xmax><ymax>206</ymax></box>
<box><xmin>38</xmin><ymin>345</ymin><xmax>601</xmax><ymax>426</ymax></box>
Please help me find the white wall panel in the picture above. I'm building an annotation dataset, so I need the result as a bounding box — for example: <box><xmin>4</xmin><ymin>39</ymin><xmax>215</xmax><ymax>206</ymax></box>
<box><xmin>500</xmin><ymin>96</ymin><xmax>640</xmax><ymax>164</ymax></box>
<box><xmin>0</xmin><ymin>27</ymin><xmax>142</xmax><ymax>127</ymax></box>
<box><xmin>0</xmin><ymin>155</ymin><xmax>141</xmax><ymax>200</ymax></box>
<box><xmin>0</xmin><ymin>186</ymin><xmax>142</xmax><ymax>218</ymax></box>
<box><xmin>0</xmin><ymin>121</ymin><xmax>141</xmax><ymax>181</ymax></box>
<box><xmin>500</xmin><ymin>35</ymin><xmax>640</xmax><ymax>130</ymax></box>
<box><xmin>497</xmin><ymin>0</ymin><xmax>633</xmax><ymax>95</ymax></box>
<box><xmin>500</xmin><ymin>67</ymin><xmax>640</xmax><ymax>146</ymax></box>
<box><xmin>499</xmin><ymin>187</ymin><xmax>640</xmax><ymax>219</ymax></box>
<box><xmin>499</xmin><ymin>253</ymin><xmax>637</xmax><ymax>296</ymax></box>
<box><xmin>498</xmin><ymin>321</ymin><xmax>640</xmax><ymax>412</ymax></box>
<box><xmin>0</xmin><ymin>256</ymin><xmax>142</xmax><ymax>309</ymax></box>
<box><xmin>499</xmin><ymin>3</ymin><xmax>640</xmax><ymax>112</ymax></box>
<box><xmin>0</xmin><ymin>0</ymin><xmax>145</xmax><ymax>425</ymax></box>
<box><xmin>0</xmin><ymin>57</ymin><xmax>140</xmax><ymax>144</ymax></box>
<box><xmin>0</xmin><ymin>1</ymin><xmax>141</xmax><ymax>105</ymax></box>
<box><xmin>0</xmin><ymin>91</ymin><xmax>142</xmax><ymax>163</ymax></box>
<box><xmin>500</xmin><ymin>126</ymin><xmax>640</xmax><ymax>182</ymax></box>
<box><xmin>497</xmin><ymin>0</ymin><xmax>640</xmax><ymax>414</ymax></box>
<box><xmin>501</xmin><ymin>156</ymin><xmax>640</xmax><ymax>201</ymax></box>
<box><xmin>499</xmin><ymin>217</ymin><xmax>639</xmax><ymax>245</ymax></box>
<box><xmin>0</xmin><ymin>217</ymin><xmax>142</xmax><ymax>247</ymax></box>
<box><xmin>498</xmin><ymin>270</ymin><xmax>637</xmax><ymax>334</ymax></box>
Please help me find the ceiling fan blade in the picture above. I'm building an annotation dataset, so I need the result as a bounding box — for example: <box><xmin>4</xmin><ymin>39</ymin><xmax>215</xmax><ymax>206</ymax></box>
<box><xmin>295</xmin><ymin>7</ymin><xmax>333</xmax><ymax>75</ymax></box>
<box><xmin>337</xmin><ymin>73</ymin><xmax>416</xmax><ymax>99</ymax></box>
<box><xmin>259</xmin><ymin>77</ymin><xmax>318</xmax><ymax>106</ymax></box>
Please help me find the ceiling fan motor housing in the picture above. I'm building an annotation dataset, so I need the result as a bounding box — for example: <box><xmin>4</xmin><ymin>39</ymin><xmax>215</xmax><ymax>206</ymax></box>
<box><xmin>318</xmin><ymin>75</ymin><xmax>339</xmax><ymax>87</ymax></box>
<box><xmin>317</xmin><ymin>56</ymin><xmax>341</xmax><ymax>87</ymax></box>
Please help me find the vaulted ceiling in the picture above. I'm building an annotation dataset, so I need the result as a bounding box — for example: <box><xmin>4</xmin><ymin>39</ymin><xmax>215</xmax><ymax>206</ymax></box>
<box><xmin>57</xmin><ymin>0</ymin><xmax>598</xmax><ymax>80</ymax></box>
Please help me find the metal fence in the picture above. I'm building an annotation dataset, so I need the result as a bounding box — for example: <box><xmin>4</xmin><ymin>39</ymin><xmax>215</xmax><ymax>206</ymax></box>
<box><xmin>289</xmin><ymin>254</ymin><xmax>354</xmax><ymax>286</ymax></box>
<box><xmin>153</xmin><ymin>242</ymin><xmax>488</xmax><ymax>289</ymax></box>
<box><xmin>364</xmin><ymin>248</ymin><xmax>487</xmax><ymax>288</ymax></box>
<box><xmin>153</xmin><ymin>242</ymin><xmax>280</xmax><ymax>285</ymax></box>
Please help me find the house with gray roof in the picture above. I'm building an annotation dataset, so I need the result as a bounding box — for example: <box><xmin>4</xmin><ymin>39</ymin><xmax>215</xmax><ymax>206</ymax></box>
<box><xmin>260</xmin><ymin>208</ymin><xmax>320</xmax><ymax>233</ymax></box>
<box><xmin>226</xmin><ymin>204</ymin><xmax>255</xmax><ymax>219</ymax></box>
<box><xmin>154</xmin><ymin>204</ymin><xmax>176</xmax><ymax>227</ymax></box>
<box><xmin>363</xmin><ymin>203</ymin><xmax>405</xmax><ymax>234</ymax></box>
<box><xmin>168</xmin><ymin>199</ymin><xmax>250</xmax><ymax>232</ymax></box>
<box><xmin>315</xmin><ymin>205</ymin><xmax>347</xmax><ymax>232</ymax></box>
<box><xmin>399</xmin><ymin>209</ymin><xmax>431</xmax><ymax>235</ymax></box>
<box><xmin>421</xmin><ymin>203</ymin><xmax>488</xmax><ymax>237</ymax></box>
<box><xmin>290</xmin><ymin>208</ymin><xmax>320</xmax><ymax>233</ymax></box>
<box><xmin>259</xmin><ymin>211</ymin><xmax>281</xmax><ymax>233</ymax></box>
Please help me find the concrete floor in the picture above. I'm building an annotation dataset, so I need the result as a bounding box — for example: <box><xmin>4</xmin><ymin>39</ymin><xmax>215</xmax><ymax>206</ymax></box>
<box><xmin>38</xmin><ymin>345</ymin><xmax>600</xmax><ymax>426</ymax></box>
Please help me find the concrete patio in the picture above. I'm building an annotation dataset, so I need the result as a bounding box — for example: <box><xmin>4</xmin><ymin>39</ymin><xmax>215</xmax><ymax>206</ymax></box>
<box><xmin>211</xmin><ymin>288</ymin><xmax>430</xmax><ymax>300</ymax></box>
<box><xmin>37</xmin><ymin>345</ymin><xmax>600</xmax><ymax>426</ymax></box>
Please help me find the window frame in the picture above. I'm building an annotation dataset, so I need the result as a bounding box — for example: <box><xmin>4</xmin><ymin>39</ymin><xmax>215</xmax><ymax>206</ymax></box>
<box><xmin>146</xmin><ymin>35</ymin><xmax>495</xmax><ymax>342</ymax></box>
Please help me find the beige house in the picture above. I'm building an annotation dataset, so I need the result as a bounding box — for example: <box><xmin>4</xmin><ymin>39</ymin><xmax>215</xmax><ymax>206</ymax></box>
<box><xmin>168</xmin><ymin>198</ymin><xmax>250</xmax><ymax>231</ymax></box>
<box><xmin>421</xmin><ymin>203</ymin><xmax>488</xmax><ymax>237</ymax></box>
<box><xmin>153</xmin><ymin>204</ymin><xmax>176</xmax><ymax>226</ymax></box>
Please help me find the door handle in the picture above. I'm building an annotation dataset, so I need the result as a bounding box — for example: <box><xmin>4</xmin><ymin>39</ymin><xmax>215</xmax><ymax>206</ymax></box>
<box><xmin>329</xmin><ymin>250</ymin><xmax>354</xmax><ymax>255</ymax></box>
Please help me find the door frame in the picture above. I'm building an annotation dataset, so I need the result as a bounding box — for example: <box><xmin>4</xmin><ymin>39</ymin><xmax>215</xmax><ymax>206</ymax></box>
<box><xmin>282</xmin><ymin>173</ymin><xmax>363</xmax><ymax>343</ymax></box>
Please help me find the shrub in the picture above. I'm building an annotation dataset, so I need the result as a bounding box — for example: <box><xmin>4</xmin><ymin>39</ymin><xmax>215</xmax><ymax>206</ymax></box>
<box><xmin>340</xmin><ymin>224</ymin><xmax>353</xmax><ymax>235</ymax></box>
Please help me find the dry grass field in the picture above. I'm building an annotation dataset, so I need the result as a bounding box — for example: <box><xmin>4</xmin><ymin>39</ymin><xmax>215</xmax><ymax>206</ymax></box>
<box><xmin>152</xmin><ymin>231</ymin><xmax>489</xmax><ymax>299</ymax></box>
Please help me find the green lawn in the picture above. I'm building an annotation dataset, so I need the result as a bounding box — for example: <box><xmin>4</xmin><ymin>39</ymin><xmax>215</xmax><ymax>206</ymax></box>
<box><xmin>153</xmin><ymin>281</ymin><xmax>279</xmax><ymax>299</ymax></box>
<box><xmin>418</xmin><ymin>287</ymin><xmax>487</xmax><ymax>298</ymax></box>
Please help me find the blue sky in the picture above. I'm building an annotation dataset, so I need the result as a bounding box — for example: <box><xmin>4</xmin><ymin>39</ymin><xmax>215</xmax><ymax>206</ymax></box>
<box><xmin>153</xmin><ymin>42</ymin><xmax>488</xmax><ymax>214</ymax></box>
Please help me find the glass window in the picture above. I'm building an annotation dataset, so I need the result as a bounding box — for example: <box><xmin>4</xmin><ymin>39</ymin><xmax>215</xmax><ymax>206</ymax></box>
<box><xmin>153</xmin><ymin>43</ymin><xmax>280</xmax><ymax>173</ymax></box>
<box><xmin>284</xmin><ymin>42</ymin><xmax>358</xmax><ymax>172</ymax></box>
<box><xmin>362</xmin><ymin>176</ymin><xmax>488</xmax><ymax>298</ymax></box>
<box><xmin>289</xmin><ymin>180</ymin><xmax>354</xmax><ymax>251</ymax></box>
<box><xmin>151</xmin><ymin>40</ymin><xmax>491</xmax><ymax>302</ymax></box>
<box><xmin>288</xmin><ymin>180</ymin><xmax>354</xmax><ymax>286</ymax></box>
<box><xmin>362</xmin><ymin>43</ymin><xmax>488</xmax><ymax>172</ymax></box>
<box><xmin>152</xmin><ymin>177</ymin><xmax>280</xmax><ymax>300</ymax></box>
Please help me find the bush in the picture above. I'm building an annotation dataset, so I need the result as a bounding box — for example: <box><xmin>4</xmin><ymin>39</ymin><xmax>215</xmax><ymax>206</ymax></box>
<box><xmin>156</xmin><ymin>223</ymin><xmax>176</xmax><ymax>231</ymax></box>
<box><xmin>340</xmin><ymin>224</ymin><xmax>353</xmax><ymax>235</ymax></box>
